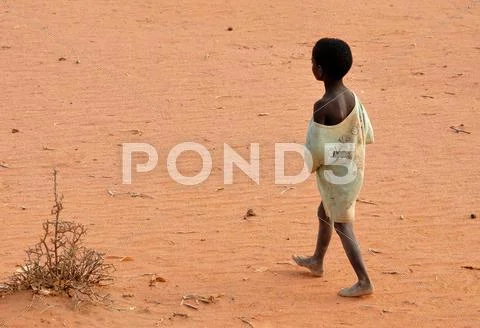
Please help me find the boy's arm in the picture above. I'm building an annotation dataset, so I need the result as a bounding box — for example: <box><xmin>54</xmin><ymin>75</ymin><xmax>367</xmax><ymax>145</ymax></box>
<box><xmin>305</xmin><ymin>104</ymin><xmax>323</xmax><ymax>173</ymax></box>
<box><xmin>360</xmin><ymin>105</ymin><xmax>374</xmax><ymax>144</ymax></box>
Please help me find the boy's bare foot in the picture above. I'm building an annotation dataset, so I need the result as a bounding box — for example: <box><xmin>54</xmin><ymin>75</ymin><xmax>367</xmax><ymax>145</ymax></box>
<box><xmin>338</xmin><ymin>281</ymin><xmax>373</xmax><ymax>297</ymax></box>
<box><xmin>292</xmin><ymin>255</ymin><xmax>324</xmax><ymax>277</ymax></box>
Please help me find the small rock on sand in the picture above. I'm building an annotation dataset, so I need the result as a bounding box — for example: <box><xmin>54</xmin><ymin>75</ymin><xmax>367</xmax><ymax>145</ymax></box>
<box><xmin>243</xmin><ymin>208</ymin><xmax>256</xmax><ymax>219</ymax></box>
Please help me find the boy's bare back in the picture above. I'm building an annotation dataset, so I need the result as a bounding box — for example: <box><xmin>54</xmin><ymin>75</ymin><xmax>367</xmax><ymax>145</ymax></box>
<box><xmin>313</xmin><ymin>89</ymin><xmax>356</xmax><ymax>126</ymax></box>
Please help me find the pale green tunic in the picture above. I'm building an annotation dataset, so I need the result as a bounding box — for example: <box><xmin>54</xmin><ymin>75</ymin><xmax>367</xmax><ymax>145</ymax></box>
<box><xmin>305</xmin><ymin>93</ymin><xmax>374</xmax><ymax>223</ymax></box>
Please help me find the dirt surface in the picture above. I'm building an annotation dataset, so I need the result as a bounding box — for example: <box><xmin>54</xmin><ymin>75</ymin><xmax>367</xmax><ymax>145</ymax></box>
<box><xmin>1</xmin><ymin>0</ymin><xmax>479</xmax><ymax>327</ymax></box>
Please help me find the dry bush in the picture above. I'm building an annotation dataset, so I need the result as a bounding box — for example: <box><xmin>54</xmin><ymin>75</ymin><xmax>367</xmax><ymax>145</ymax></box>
<box><xmin>4</xmin><ymin>170</ymin><xmax>114</xmax><ymax>301</ymax></box>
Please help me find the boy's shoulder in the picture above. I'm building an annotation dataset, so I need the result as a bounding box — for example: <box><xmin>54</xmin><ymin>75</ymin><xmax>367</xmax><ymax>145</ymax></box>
<box><xmin>313</xmin><ymin>97</ymin><xmax>330</xmax><ymax>111</ymax></box>
<box><xmin>312</xmin><ymin>98</ymin><xmax>329</xmax><ymax>125</ymax></box>
<box><xmin>313</xmin><ymin>90</ymin><xmax>356</xmax><ymax>125</ymax></box>
<box><xmin>314</xmin><ymin>90</ymin><xmax>355</xmax><ymax>109</ymax></box>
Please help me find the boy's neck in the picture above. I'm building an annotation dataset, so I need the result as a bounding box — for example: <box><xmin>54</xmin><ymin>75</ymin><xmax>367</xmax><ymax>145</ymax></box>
<box><xmin>323</xmin><ymin>79</ymin><xmax>346</xmax><ymax>95</ymax></box>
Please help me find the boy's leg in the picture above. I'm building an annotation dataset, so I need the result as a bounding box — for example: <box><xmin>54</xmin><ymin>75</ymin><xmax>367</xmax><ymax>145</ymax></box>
<box><xmin>292</xmin><ymin>203</ymin><xmax>333</xmax><ymax>277</ymax></box>
<box><xmin>334</xmin><ymin>222</ymin><xmax>373</xmax><ymax>297</ymax></box>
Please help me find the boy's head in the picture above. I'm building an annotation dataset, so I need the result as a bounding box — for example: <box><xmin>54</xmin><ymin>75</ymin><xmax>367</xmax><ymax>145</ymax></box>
<box><xmin>311</xmin><ymin>38</ymin><xmax>352</xmax><ymax>81</ymax></box>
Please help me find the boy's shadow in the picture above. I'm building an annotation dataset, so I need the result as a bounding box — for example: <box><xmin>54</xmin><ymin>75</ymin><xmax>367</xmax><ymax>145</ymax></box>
<box><xmin>273</xmin><ymin>268</ymin><xmax>327</xmax><ymax>280</ymax></box>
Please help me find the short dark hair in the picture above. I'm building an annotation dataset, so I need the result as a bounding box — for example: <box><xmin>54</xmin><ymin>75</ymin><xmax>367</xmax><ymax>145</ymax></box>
<box><xmin>312</xmin><ymin>38</ymin><xmax>352</xmax><ymax>80</ymax></box>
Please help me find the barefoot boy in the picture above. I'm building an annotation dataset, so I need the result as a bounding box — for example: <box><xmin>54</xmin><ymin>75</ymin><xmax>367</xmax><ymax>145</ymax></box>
<box><xmin>293</xmin><ymin>38</ymin><xmax>374</xmax><ymax>297</ymax></box>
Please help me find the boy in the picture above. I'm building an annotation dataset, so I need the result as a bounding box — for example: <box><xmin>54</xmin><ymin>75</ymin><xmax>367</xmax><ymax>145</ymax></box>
<box><xmin>293</xmin><ymin>38</ymin><xmax>374</xmax><ymax>297</ymax></box>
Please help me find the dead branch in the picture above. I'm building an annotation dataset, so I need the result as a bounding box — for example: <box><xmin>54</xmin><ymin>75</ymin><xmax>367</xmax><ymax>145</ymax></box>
<box><xmin>4</xmin><ymin>169</ymin><xmax>114</xmax><ymax>302</ymax></box>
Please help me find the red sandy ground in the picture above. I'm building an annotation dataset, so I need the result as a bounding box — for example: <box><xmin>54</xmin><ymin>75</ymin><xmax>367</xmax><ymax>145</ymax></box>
<box><xmin>1</xmin><ymin>0</ymin><xmax>479</xmax><ymax>327</ymax></box>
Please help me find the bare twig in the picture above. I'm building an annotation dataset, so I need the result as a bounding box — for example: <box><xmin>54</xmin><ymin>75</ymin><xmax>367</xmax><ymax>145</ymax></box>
<box><xmin>450</xmin><ymin>126</ymin><xmax>471</xmax><ymax>134</ymax></box>
<box><xmin>172</xmin><ymin>312</ymin><xmax>189</xmax><ymax>318</ymax></box>
<box><xmin>356</xmin><ymin>199</ymin><xmax>377</xmax><ymax>205</ymax></box>
<box><xmin>181</xmin><ymin>301</ymin><xmax>199</xmax><ymax>310</ymax></box>
<box><xmin>280</xmin><ymin>186</ymin><xmax>295</xmax><ymax>194</ymax></box>
<box><xmin>368</xmin><ymin>248</ymin><xmax>383</xmax><ymax>255</ymax></box>
<box><xmin>182</xmin><ymin>294</ymin><xmax>221</xmax><ymax>304</ymax></box>
<box><xmin>122</xmin><ymin>129</ymin><xmax>144</xmax><ymax>136</ymax></box>
<box><xmin>52</xmin><ymin>169</ymin><xmax>62</xmax><ymax>274</ymax></box>
<box><xmin>128</xmin><ymin>192</ymin><xmax>153</xmax><ymax>199</ymax></box>
<box><xmin>276</xmin><ymin>261</ymin><xmax>295</xmax><ymax>265</ymax></box>
<box><xmin>238</xmin><ymin>317</ymin><xmax>255</xmax><ymax>328</ymax></box>
<box><xmin>107</xmin><ymin>189</ymin><xmax>153</xmax><ymax>199</ymax></box>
